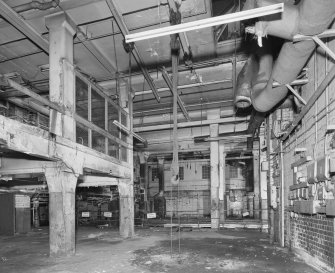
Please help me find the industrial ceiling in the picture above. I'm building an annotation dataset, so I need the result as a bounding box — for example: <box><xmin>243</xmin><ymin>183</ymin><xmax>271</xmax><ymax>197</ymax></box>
<box><xmin>0</xmin><ymin>0</ymin><xmax>272</xmax><ymax>156</ymax></box>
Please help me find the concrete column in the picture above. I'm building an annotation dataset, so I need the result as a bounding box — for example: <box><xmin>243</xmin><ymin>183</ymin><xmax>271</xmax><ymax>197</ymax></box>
<box><xmin>208</xmin><ymin>109</ymin><xmax>220</xmax><ymax>229</ymax></box>
<box><xmin>119</xmin><ymin>182</ymin><xmax>134</xmax><ymax>238</ymax></box>
<box><xmin>45</xmin><ymin>169</ymin><xmax>77</xmax><ymax>256</ymax></box>
<box><xmin>259</xmin><ymin>135</ymin><xmax>268</xmax><ymax>224</ymax></box>
<box><xmin>253</xmin><ymin>149</ymin><xmax>260</xmax><ymax>219</ymax></box>
<box><xmin>119</xmin><ymin>82</ymin><xmax>134</xmax><ymax>238</ymax></box>
<box><xmin>45</xmin><ymin>12</ymin><xmax>76</xmax><ymax>141</ymax></box>
<box><xmin>139</xmin><ymin>153</ymin><xmax>149</xmax><ymax>212</ymax></box>
<box><xmin>219</xmin><ymin>143</ymin><xmax>226</xmax><ymax>224</ymax></box>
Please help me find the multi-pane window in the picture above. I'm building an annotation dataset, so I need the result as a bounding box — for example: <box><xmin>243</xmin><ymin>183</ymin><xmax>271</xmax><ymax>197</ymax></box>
<box><xmin>179</xmin><ymin>167</ymin><xmax>184</xmax><ymax>181</ymax></box>
<box><xmin>151</xmin><ymin>168</ymin><xmax>158</xmax><ymax>181</ymax></box>
<box><xmin>229</xmin><ymin>164</ymin><xmax>238</xmax><ymax>178</ymax></box>
<box><xmin>202</xmin><ymin>165</ymin><xmax>211</xmax><ymax>179</ymax></box>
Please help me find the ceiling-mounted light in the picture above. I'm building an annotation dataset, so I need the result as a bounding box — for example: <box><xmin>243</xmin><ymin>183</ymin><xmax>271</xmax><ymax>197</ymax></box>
<box><xmin>125</xmin><ymin>3</ymin><xmax>284</xmax><ymax>43</ymax></box>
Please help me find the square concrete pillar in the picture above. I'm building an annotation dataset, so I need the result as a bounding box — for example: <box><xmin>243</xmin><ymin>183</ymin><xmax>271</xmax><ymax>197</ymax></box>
<box><xmin>119</xmin><ymin>83</ymin><xmax>134</xmax><ymax>238</ymax></box>
<box><xmin>119</xmin><ymin>182</ymin><xmax>135</xmax><ymax>238</ymax></box>
<box><xmin>253</xmin><ymin>149</ymin><xmax>260</xmax><ymax>219</ymax></box>
<box><xmin>208</xmin><ymin>109</ymin><xmax>220</xmax><ymax>229</ymax></box>
<box><xmin>219</xmin><ymin>145</ymin><xmax>226</xmax><ymax>224</ymax></box>
<box><xmin>45</xmin><ymin>12</ymin><xmax>76</xmax><ymax>141</ymax></box>
<box><xmin>45</xmin><ymin>169</ymin><xmax>77</xmax><ymax>256</ymax></box>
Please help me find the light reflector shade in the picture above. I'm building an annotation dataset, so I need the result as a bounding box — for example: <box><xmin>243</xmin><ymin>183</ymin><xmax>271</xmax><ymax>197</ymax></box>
<box><xmin>125</xmin><ymin>3</ymin><xmax>284</xmax><ymax>43</ymax></box>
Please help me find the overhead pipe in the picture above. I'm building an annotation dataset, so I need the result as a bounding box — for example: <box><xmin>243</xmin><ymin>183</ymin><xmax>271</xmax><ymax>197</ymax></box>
<box><xmin>234</xmin><ymin>55</ymin><xmax>258</xmax><ymax>108</ymax></box>
<box><xmin>13</xmin><ymin>0</ymin><xmax>59</xmax><ymax>13</ymax></box>
<box><xmin>246</xmin><ymin>0</ymin><xmax>335</xmax><ymax>113</ymax></box>
<box><xmin>247</xmin><ymin>95</ymin><xmax>298</xmax><ymax>136</ymax></box>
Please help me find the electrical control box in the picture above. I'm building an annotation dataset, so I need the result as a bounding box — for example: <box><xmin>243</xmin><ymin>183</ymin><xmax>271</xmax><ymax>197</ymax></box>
<box><xmin>326</xmin><ymin>199</ymin><xmax>335</xmax><ymax>216</ymax></box>
<box><xmin>293</xmin><ymin>200</ymin><xmax>318</xmax><ymax>214</ymax></box>
<box><xmin>308</xmin><ymin>184</ymin><xmax>316</xmax><ymax>198</ymax></box>
<box><xmin>299</xmin><ymin>188</ymin><xmax>308</xmax><ymax>199</ymax></box>
<box><xmin>316</xmin><ymin>157</ymin><xmax>329</xmax><ymax>181</ymax></box>
<box><xmin>307</xmin><ymin>162</ymin><xmax>317</xmax><ymax>184</ymax></box>
<box><xmin>317</xmin><ymin>185</ymin><xmax>326</xmax><ymax>201</ymax></box>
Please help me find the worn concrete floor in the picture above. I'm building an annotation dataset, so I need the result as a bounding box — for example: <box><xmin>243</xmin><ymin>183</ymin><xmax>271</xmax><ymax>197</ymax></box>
<box><xmin>0</xmin><ymin>226</ymin><xmax>318</xmax><ymax>273</ymax></box>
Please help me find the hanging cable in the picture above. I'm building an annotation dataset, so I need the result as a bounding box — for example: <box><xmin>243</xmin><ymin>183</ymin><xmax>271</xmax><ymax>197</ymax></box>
<box><xmin>112</xmin><ymin>20</ymin><xmax>120</xmax><ymax>100</ymax></box>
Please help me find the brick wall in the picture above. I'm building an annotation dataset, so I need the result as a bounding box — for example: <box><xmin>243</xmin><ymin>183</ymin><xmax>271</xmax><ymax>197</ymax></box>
<box><xmin>290</xmin><ymin>214</ymin><xmax>335</xmax><ymax>267</ymax></box>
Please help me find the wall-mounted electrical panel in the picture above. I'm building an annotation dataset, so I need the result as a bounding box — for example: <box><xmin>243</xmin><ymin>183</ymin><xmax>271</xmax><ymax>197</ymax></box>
<box><xmin>316</xmin><ymin>157</ymin><xmax>329</xmax><ymax>181</ymax></box>
<box><xmin>307</xmin><ymin>162</ymin><xmax>317</xmax><ymax>184</ymax></box>
<box><xmin>293</xmin><ymin>200</ymin><xmax>318</xmax><ymax>214</ymax></box>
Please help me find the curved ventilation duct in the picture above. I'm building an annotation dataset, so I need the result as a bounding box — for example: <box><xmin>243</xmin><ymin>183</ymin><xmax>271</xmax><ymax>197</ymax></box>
<box><xmin>235</xmin><ymin>0</ymin><xmax>335</xmax><ymax>113</ymax></box>
<box><xmin>234</xmin><ymin>40</ymin><xmax>273</xmax><ymax>109</ymax></box>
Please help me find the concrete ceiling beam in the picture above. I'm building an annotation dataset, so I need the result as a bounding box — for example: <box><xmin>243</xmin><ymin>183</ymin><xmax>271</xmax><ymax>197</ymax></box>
<box><xmin>77</xmin><ymin>175</ymin><xmax>128</xmax><ymax>187</ymax></box>
<box><xmin>0</xmin><ymin>115</ymin><xmax>132</xmax><ymax>178</ymax></box>
<box><xmin>0</xmin><ymin>158</ymin><xmax>57</xmax><ymax>176</ymax></box>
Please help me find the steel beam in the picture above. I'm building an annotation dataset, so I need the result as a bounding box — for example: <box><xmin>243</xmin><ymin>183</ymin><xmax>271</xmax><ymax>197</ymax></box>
<box><xmin>282</xmin><ymin>62</ymin><xmax>335</xmax><ymax>140</ymax></box>
<box><xmin>133</xmin><ymin>116</ymin><xmax>248</xmax><ymax>132</ymax></box>
<box><xmin>161</xmin><ymin>67</ymin><xmax>190</xmax><ymax>121</ymax></box>
<box><xmin>0</xmin><ymin>1</ymin><xmax>49</xmax><ymax>52</ymax></box>
<box><xmin>77</xmin><ymin>28</ymin><xmax>121</xmax><ymax>74</ymax></box>
<box><xmin>167</xmin><ymin>0</ymin><xmax>192</xmax><ymax>57</ymax></box>
<box><xmin>286</xmin><ymin>84</ymin><xmax>307</xmax><ymax>105</ymax></box>
<box><xmin>106</xmin><ymin>0</ymin><xmax>160</xmax><ymax>103</ymax></box>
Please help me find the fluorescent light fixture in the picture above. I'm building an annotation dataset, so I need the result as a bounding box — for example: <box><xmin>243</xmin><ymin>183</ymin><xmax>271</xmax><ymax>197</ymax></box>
<box><xmin>113</xmin><ymin>120</ymin><xmax>146</xmax><ymax>143</ymax></box>
<box><xmin>125</xmin><ymin>3</ymin><xmax>284</xmax><ymax>43</ymax></box>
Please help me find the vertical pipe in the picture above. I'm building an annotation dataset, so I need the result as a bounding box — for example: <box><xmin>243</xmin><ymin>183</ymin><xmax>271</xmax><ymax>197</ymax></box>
<box><xmin>172</xmin><ymin>42</ymin><xmax>179</xmax><ymax>177</ymax></box>
<box><xmin>105</xmin><ymin>99</ymin><xmax>108</xmax><ymax>155</ymax></box>
<box><xmin>88</xmin><ymin>84</ymin><xmax>92</xmax><ymax>148</ymax></box>
<box><xmin>266</xmin><ymin>116</ymin><xmax>274</xmax><ymax>243</ymax></box>
<box><xmin>280</xmin><ymin>140</ymin><xmax>285</xmax><ymax>247</ymax></box>
<box><xmin>324</xmin><ymin>40</ymin><xmax>329</xmax><ymax>156</ymax></box>
<box><xmin>314</xmin><ymin>52</ymin><xmax>318</xmax><ymax>164</ymax></box>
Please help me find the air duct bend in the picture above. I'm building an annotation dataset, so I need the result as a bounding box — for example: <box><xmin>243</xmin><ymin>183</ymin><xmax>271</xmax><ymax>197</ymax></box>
<box><xmin>250</xmin><ymin>0</ymin><xmax>335</xmax><ymax>113</ymax></box>
<box><xmin>234</xmin><ymin>56</ymin><xmax>258</xmax><ymax>109</ymax></box>
<box><xmin>235</xmin><ymin>44</ymin><xmax>273</xmax><ymax>109</ymax></box>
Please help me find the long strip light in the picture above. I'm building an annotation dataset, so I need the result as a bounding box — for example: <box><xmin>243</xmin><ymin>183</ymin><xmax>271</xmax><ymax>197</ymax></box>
<box><xmin>125</xmin><ymin>3</ymin><xmax>283</xmax><ymax>43</ymax></box>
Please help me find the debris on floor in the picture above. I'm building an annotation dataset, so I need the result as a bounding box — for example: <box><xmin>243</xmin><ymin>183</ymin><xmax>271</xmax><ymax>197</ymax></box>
<box><xmin>0</xmin><ymin>227</ymin><xmax>319</xmax><ymax>273</ymax></box>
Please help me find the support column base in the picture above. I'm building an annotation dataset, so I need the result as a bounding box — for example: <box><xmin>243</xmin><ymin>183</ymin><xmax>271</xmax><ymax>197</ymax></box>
<box><xmin>119</xmin><ymin>183</ymin><xmax>134</xmax><ymax>238</ymax></box>
<box><xmin>46</xmin><ymin>170</ymin><xmax>77</xmax><ymax>257</ymax></box>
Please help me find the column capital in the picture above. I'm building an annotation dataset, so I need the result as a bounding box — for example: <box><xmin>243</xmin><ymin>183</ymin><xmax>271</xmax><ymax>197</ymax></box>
<box><xmin>45</xmin><ymin>11</ymin><xmax>76</xmax><ymax>36</ymax></box>
<box><xmin>45</xmin><ymin>168</ymin><xmax>77</xmax><ymax>193</ymax></box>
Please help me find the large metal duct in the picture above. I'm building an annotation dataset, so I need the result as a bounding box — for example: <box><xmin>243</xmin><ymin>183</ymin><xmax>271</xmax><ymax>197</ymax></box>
<box><xmin>234</xmin><ymin>55</ymin><xmax>258</xmax><ymax>108</ymax></box>
<box><xmin>244</xmin><ymin>0</ymin><xmax>335</xmax><ymax>112</ymax></box>
<box><xmin>234</xmin><ymin>40</ymin><xmax>273</xmax><ymax>109</ymax></box>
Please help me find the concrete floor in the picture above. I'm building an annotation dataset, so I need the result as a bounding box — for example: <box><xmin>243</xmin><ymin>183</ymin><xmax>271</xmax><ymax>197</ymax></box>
<box><xmin>0</xmin><ymin>227</ymin><xmax>318</xmax><ymax>273</ymax></box>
